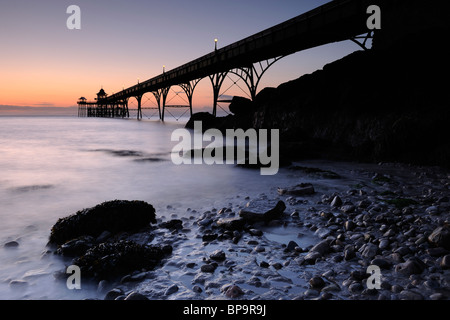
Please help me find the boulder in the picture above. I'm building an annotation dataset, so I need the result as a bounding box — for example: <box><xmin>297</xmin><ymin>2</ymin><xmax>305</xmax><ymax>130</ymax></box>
<box><xmin>228</xmin><ymin>96</ymin><xmax>254</xmax><ymax>116</ymax></box>
<box><xmin>73</xmin><ymin>240</ymin><xmax>171</xmax><ymax>280</ymax></box>
<box><xmin>49</xmin><ymin>200</ymin><xmax>156</xmax><ymax>246</ymax></box>
<box><xmin>185</xmin><ymin>112</ymin><xmax>217</xmax><ymax>131</ymax></box>
<box><xmin>238</xmin><ymin>200</ymin><xmax>286</xmax><ymax>223</ymax></box>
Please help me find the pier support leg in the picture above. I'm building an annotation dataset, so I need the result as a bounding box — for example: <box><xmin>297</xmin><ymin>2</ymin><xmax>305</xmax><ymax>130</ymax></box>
<box><xmin>136</xmin><ymin>95</ymin><xmax>143</xmax><ymax>120</ymax></box>
<box><xmin>209</xmin><ymin>72</ymin><xmax>228</xmax><ymax>117</ymax></box>
<box><xmin>179</xmin><ymin>79</ymin><xmax>201</xmax><ymax>118</ymax></box>
<box><xmin>231</xmin><ymin>57</ymin><xmax>283</xmax><ymax>101</ymax></box>
<box><xmin>153</xmin><ymin>87</ymin><xmax>170</xmax><ymax>121</ymax></box>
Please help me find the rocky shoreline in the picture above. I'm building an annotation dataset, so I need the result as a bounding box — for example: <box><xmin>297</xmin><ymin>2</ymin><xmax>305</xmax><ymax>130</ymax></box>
<box><xmin>48</xmin><ymin>161</ymin><xmax>450</xmax><ymax>300</ymax></box>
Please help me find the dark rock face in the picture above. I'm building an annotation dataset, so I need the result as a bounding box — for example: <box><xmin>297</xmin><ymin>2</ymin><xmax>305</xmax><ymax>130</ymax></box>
<box><xmin>185</xmin><ymin>4</ymin><xmax>450</xmax><ymax>168</ymax></box>
<box><xmin>49</xmin><ymin>200</ymin><xmax>156</xmax><ymax>245</ymax></box>
<box><xmin>251</xmin><ymin>40</ymin><xmax>450</xmax><ymax>166</ymax></box>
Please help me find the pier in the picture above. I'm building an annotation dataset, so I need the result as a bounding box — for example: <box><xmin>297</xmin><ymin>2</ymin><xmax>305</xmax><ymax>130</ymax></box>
<box><xmin>78</xmin><ymin>0</ymin><xmax>382</xmax><ymax>121</ymax></box>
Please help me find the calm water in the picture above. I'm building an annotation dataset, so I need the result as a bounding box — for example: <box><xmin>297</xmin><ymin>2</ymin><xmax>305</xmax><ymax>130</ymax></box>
<box><xmin>0</xmin><ymin>116</ymin><xmax>306</xmax><ymax>300</ymax></box>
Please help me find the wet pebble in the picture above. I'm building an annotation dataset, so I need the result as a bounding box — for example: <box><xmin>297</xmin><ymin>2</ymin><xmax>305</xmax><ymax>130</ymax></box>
<box><xmin>4</xmin><ymin>241</ymin><xmax>19</xmax><ymax>248</ymax></box>
<box><xmin>254</xmin><ymin>245</ymin><xmax>265</xmax><ymax>253</ymax></box>
<box><xmin>201</xmin><ymin>264</ymin><xmax>216</xmax><ymax>273</ymax></box>
<box><xmin>309</xmin><ymin>276</ymin><xmax>326</xmax><ymax>289</ymax></box>
<box><xmin>165</xmin><ymin>284</ymin><xmax>179</xmax><ymax>296</ymax></box>
<box><xmin>224</xmin><ymin>285</ymin><xmax>244</xmax><ymax>298</ymax></box>
<box><xmin>210</xmin><ymin>250</ymin><xmax>226</xmax><ymax>261</ymax></box>
<box><xmin>124</xmin><ymin>291</ymin><xmax>149</xmax><ymax>300</ymax></box>
<box><xmin>330</xmin><ymin>196</ymin><xmax>342</xmax><ymax>208</ymax></box>
<box><xmin>440</xmin><ymin>255</ymin><xmax>450</xmax><ymax>269</ymax></box>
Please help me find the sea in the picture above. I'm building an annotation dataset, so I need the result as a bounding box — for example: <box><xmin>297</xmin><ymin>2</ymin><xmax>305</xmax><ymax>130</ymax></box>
<box><xmin>0</xmin><ymin>115</ymin><xmax>325</xmax><ymax>300</ymax></box>
<box><xmin>2</xmin><ymin>115</ymin><xmax>420</xmax><ymax>300</ymax></box>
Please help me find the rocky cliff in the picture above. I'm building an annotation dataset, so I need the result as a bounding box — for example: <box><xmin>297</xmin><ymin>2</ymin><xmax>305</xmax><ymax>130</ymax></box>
<box><xmin>187</xmin><ymin>2</ymin><xmax>450</xmax><ymax>167</ymax></box>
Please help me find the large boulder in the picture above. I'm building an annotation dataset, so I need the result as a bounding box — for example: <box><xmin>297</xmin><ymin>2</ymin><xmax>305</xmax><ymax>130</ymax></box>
<box><xmin>228</xmin><ymin>96</ymin><xmax>254</xmax><ymax>116</ymax></box>
<box><xmin>185</xmin><ymin>112</ymin><xmax>217</xmax><ymax>131</ymax></box>
<box><xmin>49</xmin><ymin>200</ymin><xmax>156</xmax><ymax>245</ymax></box>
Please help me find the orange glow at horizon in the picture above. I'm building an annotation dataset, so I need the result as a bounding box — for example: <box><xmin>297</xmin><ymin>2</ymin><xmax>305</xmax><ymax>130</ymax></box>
<box><xmin>0</xmin><ymin>1</ymin><xmax>356</xmax><ymax>110</ymax></box>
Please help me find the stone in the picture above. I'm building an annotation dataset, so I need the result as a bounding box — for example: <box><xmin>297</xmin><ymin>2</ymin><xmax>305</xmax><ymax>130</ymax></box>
<box><xmin>348</xmin><ymin>282</ymin><xmax>364</xmax><ymax>293</ymax></box>
<box><xmin>202</xmin><ymin>233</ymin><xmax>218</xmax><ymax>242</ymax></box>
<box><xmin>201</xmin><ymin>264</ymin><xmax>216</xmax><ymax>273</ymax></box>
<box><xmin>49</xmin><ymin>200</ymin><xmax>157</xmax><ymax>245</ymax></box>
<box><xmin>395</xmin><ymin>258</ymin><xmax>426</xmax><ymax>276</ymax></box>
<box><xmin>399</xmin><ymin>290</ymin><xmax>423</xmax><ymax>300</ymax></box>
<box><xmin>160</xmin><ymin>219</ymin><xmax>184</xmax><ymax>230</ymax></box>
<box><xmin>315</xmin><ymin>228</ymin><xmax>331</xmax><ymax>239</ymax></box>
<box><xmin>192</xmin><ymin>285</ymin><xmax>203</xmax><ymax>293</ymax></box>
<box><xmin>249</xmin><ymin>229</ymin><xmax>263</xmax><ymax>236</ymax></box>
<box><xmin>428</xmin><ymin>225</ymin><xmax>450</xmax><ymax>250</ymax></box>
<box><xmin>394</xmin><ymin>246</ymin><xmax>411</xmax><ymax>256</ymax></box>
<box><xmin>56</xmin><ymin>236</ymin><xmax>95</xmax><ymax>256</ymax></box>
<box><xmin>124</xmin><ymin>292</ymin><xmax>149</xmax><ymax>300</ymax></box>
<box><xmin>309</xmin><ymin>239</ymin><xmax>331</xmax><ymax>256</ymax></box>
<box><xmin>309</xmin><ymin>276</ymin><xmax>326</xmax><ymax>289</ymax></box>
<box><xmin>225</xmin><ymin>285</ymin><xmax>244</xmax><ymax>298</ymax></box>
<box><xmin>344</xmin><ymin>248</ymin><xmax>356</xmax><ymax>261</ymax></box>
<box><xmin>287</xmin><ymin>241</ymin><xmax>299</xmax><ymax>251</ymax></box>
<box><xmin>104</xmin><ymin>288</ymin><xmax>124</xmax><ymax>300</ymax></box>
<box><xmin>350</xmin><ymin>270</ymin><xmax>368</xmax><ymax>281</ymax></box>
<box><xmin>216</xmin><ymin>217</ymin><xmax>245</xmax><ymax>230</ymax></box>
<box><xmin>277</xmin><ymin>183</ymin><xmax>315</xmax><ymax>196</ymax></box>
<box><xmin>426</xmin><ymin>206</ymin><xmax>440</xmax><ymax>215</ymax></box>
<box><xmin>228</xmin><ymin>96</ymin><xmax>254</xmax><ymax>116</ymax></box>
<box><xmin>360</xmin><ymin>243</ymin><xmax>378</xmax><ymax>259</ymax></box>
<box><xmin>304</xmin><ymin>251</ymin><xmax>322</xmax><ymax>264</ymax></box>
<box><xmin>254</xmin><ymin>245</ymin><xmax>265</xmax><ymax>253</ymax></box>
<box><xmin>357</xmin><ymin>199</ymin><xmax>371</xmax><ymax>209</ymax></box>
<box><xmin>165</xmin><ymin>284</ymin><xmax>179</xmax><ymax>296</ymax></box>
<box><xmin>344</xmin><ymin>220</ymin><xmax>356</xmax><ymax>231</ymax></box>
<box><xmin>303</xmin><ymin>289</ymin><xmax>320</xmax><ymax>298</ymax></box>
<box><xmin>272</xmin><ymin>262</ymin><xmax>283</xmax><ymax>270</ymax></box>
<box><xmin>263</xmin><ymin>200</ymin><xmax>286</xmax><ymax>222</ymax></box>
<box><xmin>4</xmin><ymin>241</ymin><xmax>19</xmax><ymax>248</ymax></box>
<box><xmin>210</xmin><ymin>250</ymin><xmax>226</xmax><ymax>261</ymax></box>
<box><xmin>330</xmin><ymin>196</ymin><xmax>342</xmax><ymax>208</ymax></box>
<box><xmin>440</xmin><ymin>254</ymin><xmax>450</xmax><ymax>269</ymax></box>
<box><xmin>371</xmin><ymin>258</ymin><xmax>392</xmax><ymax>270</ymax></box>
<box><xmin>341</xmin><ymin>205</ymin><xmax>355</xmax><ymax>213</ymax></box>
<box><xmin>379</xmin><ymin>239</ymin><xmax>390</xmax><ymax>250</ymax></box>
<box><xmin>321</xmin><ymin>283</ymin><xmax>341</xmax><ymax>292</ymax></box>
<box><xmin>185</xmin><ymin>112</ymin><xmax>218</xmax><ymax>131</ymax></box>
<box><xmin>430</xmin><ymin>293</ymin><xmax>446</xmax><ymax>300</ymax></box>
<box><xmin>239</xmin><ymin>201</ymin><xmax>286</xmax><ymax>223</ymax></box>
<box><xmin>72</xmin><ymin>240</ymin><xmax>170</xmax><ymax>280</ymax></box>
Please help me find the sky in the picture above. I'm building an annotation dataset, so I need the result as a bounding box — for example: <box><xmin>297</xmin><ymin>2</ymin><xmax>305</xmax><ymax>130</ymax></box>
<box><xmin>0</xmin><ymin>0</ymin><xmax>360</xmax><ymax>111</ymax></box>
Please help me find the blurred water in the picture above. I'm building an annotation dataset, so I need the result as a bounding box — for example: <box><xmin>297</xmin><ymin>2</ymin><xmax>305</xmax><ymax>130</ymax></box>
<box><xmin>0</xmin><ymin>116</ymin><xmax>304</xmax><ymax>299</ymax></box>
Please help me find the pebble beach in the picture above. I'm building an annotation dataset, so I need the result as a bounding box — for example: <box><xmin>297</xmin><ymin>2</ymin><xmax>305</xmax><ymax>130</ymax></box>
<box><xmin>48</xmin><ymin>161</ymin><xmax>450</xmax><ymax>301</ymax></box>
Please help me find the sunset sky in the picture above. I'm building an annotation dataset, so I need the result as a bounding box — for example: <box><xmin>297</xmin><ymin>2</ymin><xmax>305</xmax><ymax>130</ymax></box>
<box><xmin>0</xmin><ymin>0</ymin><xmax>360</xmax><ymax>111</ymax></box>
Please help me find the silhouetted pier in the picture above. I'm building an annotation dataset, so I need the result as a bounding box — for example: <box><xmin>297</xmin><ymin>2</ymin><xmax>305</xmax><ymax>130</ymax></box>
<box><xmin>78</xmin><ymin>0</ymin><xmax>382</xmax><ymax>121</ymax></box>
